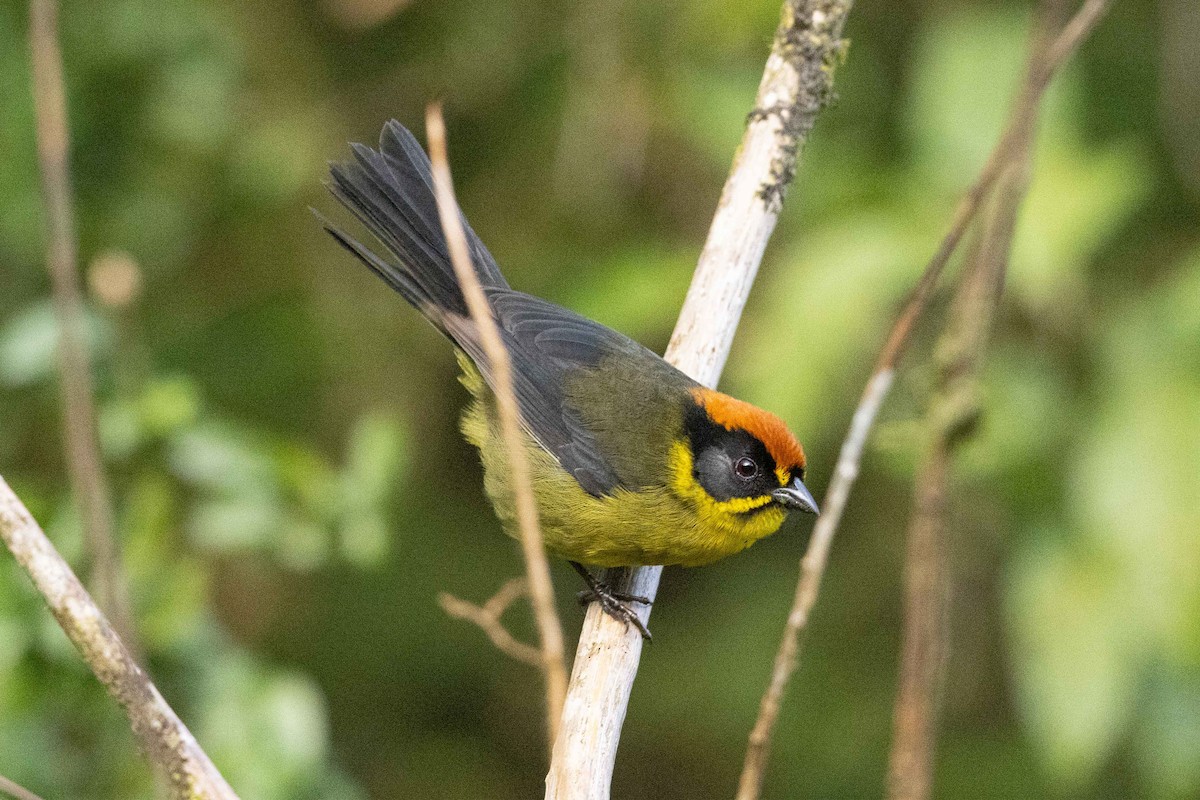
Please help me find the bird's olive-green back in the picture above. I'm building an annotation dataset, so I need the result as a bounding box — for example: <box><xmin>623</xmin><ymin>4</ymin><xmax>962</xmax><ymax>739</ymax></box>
<box><xmin>561</xmin><ymin>352</ymin><xmax>693</xmax><ymax>489</ymax></box>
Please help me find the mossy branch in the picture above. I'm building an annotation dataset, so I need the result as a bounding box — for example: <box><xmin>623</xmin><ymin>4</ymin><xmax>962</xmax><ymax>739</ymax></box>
<box><xmin>545</xmin><ymin>2</ymin><xmax>853</xmax><ymax>798</ymax></box>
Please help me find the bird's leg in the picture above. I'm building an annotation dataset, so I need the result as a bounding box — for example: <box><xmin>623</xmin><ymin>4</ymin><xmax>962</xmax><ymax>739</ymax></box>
<box><xmin>569</xmin><ymin>562</ymin><xmax>653</xmax><ymax>641</ymax></box>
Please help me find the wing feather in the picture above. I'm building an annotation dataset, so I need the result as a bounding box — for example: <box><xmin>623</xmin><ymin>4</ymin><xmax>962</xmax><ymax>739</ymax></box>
<box><xmin>449</xmin><ymin>289</ymin><xmax>682</xmax><ymax>496</ymax></box>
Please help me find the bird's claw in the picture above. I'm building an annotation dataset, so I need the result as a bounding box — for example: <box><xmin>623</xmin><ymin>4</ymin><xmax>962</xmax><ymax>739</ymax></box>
<box><xmin>575</xmin><ymin>588</ymin><xmax>652</xmax><ymax>607</ymax></box>
<box><xmin>570</xmin><ymin>562</ymin><xmax>653</xmax><ymax>641</ymax></box>
<box><xmin>585</xmin><ymin>587</ymin><xmax>653</xmax><ymax>641</ymax></box>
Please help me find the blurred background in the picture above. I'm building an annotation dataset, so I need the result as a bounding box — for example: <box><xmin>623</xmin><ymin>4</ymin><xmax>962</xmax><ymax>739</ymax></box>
<box><xmin>1</xmin><ymin>0</ymin><xmax>1198</xmax><ymax>797</ymax></box>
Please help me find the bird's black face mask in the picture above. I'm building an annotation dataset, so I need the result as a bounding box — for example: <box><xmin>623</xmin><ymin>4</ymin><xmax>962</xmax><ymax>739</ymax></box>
<box><xmin>685</xmin><ymin>406</ymin><xmax>782</xmax><ymax>506</ymax></box>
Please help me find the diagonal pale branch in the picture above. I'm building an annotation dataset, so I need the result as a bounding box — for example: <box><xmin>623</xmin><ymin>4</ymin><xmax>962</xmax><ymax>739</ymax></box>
<box><xmin>424</xmin><ymin>104</ymin><xmax>569</xmax><ymax>752</ymax></box>
<box><xmin>546</xmin><ymin>2</ymin><xmax>853</xmax><ymax>797</ymax></box>
<box><xmin>0</xmin><ymin>773</ymin><xmax>45</xmax><ymax>800</ymax></box>
<box><xmin>0</xmin><ymin>475</ymin><xmax>238</xmax><ymax>799</ymax></box>
<box><xmin>736</xmin><ymin>2</ymin><xmax>1113</xmax><ymax>798</ymax></box>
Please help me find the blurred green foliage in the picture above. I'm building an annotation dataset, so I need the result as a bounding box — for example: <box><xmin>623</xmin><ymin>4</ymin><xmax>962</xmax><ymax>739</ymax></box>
<box><xmin>1</xmin><ymin>0</ymin><xmax>1197</xmax><ymax>798</ymax></box>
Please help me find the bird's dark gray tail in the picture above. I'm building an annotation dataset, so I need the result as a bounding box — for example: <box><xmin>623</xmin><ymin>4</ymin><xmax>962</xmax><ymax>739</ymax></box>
<box><xmin>320</xmin><ymin>120</ymin><xmax>509</xmax><ymax>324</ymax></box>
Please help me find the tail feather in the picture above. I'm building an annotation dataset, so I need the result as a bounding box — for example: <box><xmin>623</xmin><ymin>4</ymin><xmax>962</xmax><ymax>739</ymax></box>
<box><xmin>377</xmin><ymin>123</ymin><xmax>508</xmax><ymax>290</ymax></box>
<box><xmin>315</xmin><ymin>209</ymin><xmax>429</xmax><ymax>309</ymax></box>
<box><xmin>330</xmin><ymin>144</ymin><xmax>462</xmax><ymax>311</ymax></box>
<box><xmin>322</xmin><ymin>120</ymin><xmax>509</xmax><ymax>325</ymax></box>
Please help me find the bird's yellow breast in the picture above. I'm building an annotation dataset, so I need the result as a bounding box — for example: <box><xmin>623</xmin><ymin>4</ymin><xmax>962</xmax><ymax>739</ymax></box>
<box><xmin>459</xmin><ymin>361</ymin><xmax>787</xmax><ymax>567</ymax></box>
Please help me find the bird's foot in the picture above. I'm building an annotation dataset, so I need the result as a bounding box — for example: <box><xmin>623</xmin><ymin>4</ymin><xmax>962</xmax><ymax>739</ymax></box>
<box><xmin>574</xmin><ymin>587</ymin><xmax>652</xmax><ymax>606</ymax></box>
<box><xmin>582</xmin><ymin>587</ymin><xmax>653</xmax><ymax>641</ymax></box>
<box><xmin>570</xmin><ymin>562</ymin><xmax>653</xmax><ymax>641</ymax></box>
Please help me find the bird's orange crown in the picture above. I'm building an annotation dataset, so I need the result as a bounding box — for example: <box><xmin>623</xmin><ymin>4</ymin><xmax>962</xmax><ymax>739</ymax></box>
<box><xmin>690</xmin><ymin>387</ymin><xmax>806</xmax><ymax>475</ymax></box>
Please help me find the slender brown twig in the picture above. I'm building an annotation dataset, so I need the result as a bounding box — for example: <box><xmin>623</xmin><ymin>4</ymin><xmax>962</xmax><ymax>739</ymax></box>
<box><xmin>736</xmin><ymin>2</ymin><xmax>1113</xmax><ymax>798</ymax></box>
<box><xmin>887</xmin><ymin>425</ymin><xmax>954</xmax><ymax>800</ymax></box>
<box><xmin>28</xmin><ymin>0</ymin><xmax>137</xmax><ymax>653</ymax></box>
<box><xmin>887</xmin><ymin>154</ymin><xmax>1034</xmax><ymax>800</ymax></box>
<box><xmin>438</xmin><ymin>580</ymin><xmax>542</xmax><ymax>668</ymax></box>
<box><xmin>0</xmin><ymin>475</ymin><xmax>238</xmax><ymax>799</ymax></box>
<box><xmin>0</xmin><ymin>773</ymin><xmax>45</xmax><ymax>800</ymax></box>
<box><xmin>424</xmin><ymin>104</ymin><xmax>569</xmax><ymax>752</ymax></box>
<box><xmin>872</xmin><ymin>0</ymin><xmax>1110</xmax><ymax>377</ymax></box>
<box><xmin>546</xmin><ymin>2</ymin><xmax>853</xmax><ymax>797</ymax></box>
<box><xmin>886</xmin><ymin>9</ymin><xmax>1049</xmax><ymax>794</ymax></box>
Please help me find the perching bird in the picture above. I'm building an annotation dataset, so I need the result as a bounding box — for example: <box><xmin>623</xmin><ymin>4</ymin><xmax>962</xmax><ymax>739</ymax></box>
<box><xmin>321</xmin><ymin>121</ymin><xmax>818</xmax><ymax>638</ymax></box>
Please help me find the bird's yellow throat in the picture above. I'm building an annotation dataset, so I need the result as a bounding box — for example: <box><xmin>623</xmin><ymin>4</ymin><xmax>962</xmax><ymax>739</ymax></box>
<box><xmin>666</xmin><ymin>440</ymin><xmax>787</xmax><ymax>544</ymax></box>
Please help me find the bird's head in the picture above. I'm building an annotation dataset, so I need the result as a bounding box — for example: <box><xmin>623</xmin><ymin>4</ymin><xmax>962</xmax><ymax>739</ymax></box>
<box><xmin>671</xmin><ymin>388</ymin><xmax>818</xmax><ymax>535</ymax></box>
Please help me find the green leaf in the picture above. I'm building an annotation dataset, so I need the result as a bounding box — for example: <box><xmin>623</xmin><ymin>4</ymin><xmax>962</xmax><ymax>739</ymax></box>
<box><xmin>1136</xmin><ymin>668</ymin><xmax>1200</xmax><ymax>799</ymax></box>
<box><xmin>138</xmin><ymin>557</ymin><xmax>208</xmax><ymax>652</ymax></box>
<box><xmin>564</xmin><ymin>247</ymin><xmax>694</xmax><ymax>344</ymax></box>
<box><xmin>260</xmin><ymin>673</ymin><xmax>328</xmax><ymax>768</ymax></box>
<box><xmin>1006</xmin><ymin>536</ymin><xmax>1139</xmax><ymax>787</ymax></box>
<box><xmin>189</xmin><ymin>498</ymin><xmax>281</xmax><ymax>551</ymax></box>
<box><xmin>99</xmin><ymin>398</ymin><xmax>144</xmax><ymax>460</ymax></box>
<box><xmin>274</xmin><ymin>515</ymin><xmax>329</xmax><ymax>572</ymax></box>
<box><xmin>341</xmin><ymin>412</ymin><xmax>406</xmax><ymax>511</ymax></box>
<box><xmin>0</xmin><ymin>302</ymin><xmax>111</xmax><ymax>387</ymax></box>
<box><xmin>730</xmin><ymin>211</ymin><xmax>927</xmax><ymax>435</ymax></box>
<box><xmin>196</xmin><ymin>656</ymin><xmax>332</xmax><ymax>800</ymax></box>
<box><xmin>906</xmin><ymin>8</ymin><xmax>1027</xmax><ymax>191</ymax></box>
<box><xmin>338</xmin><ymin>513</ymin><xmax>389</xmax><ymax>569</ymax></box>
<box><xmin>1011</xmin><ymin>141</ymin><xmax>1150</xmax><ymax>312</ymax></box>
<box><xmin>146</xmin><ymin>52</ymin><xmax>240</xmax><ymax>154</ymax></box>
<box><xmin>169</xmin><ymin>424</ymin><xmax>278</xmax><ymax>495</ymax></box>
<box><xmin>139</xmin><ymin>375</ymin><xmax>202</xmax><ymax>436</ymax></box>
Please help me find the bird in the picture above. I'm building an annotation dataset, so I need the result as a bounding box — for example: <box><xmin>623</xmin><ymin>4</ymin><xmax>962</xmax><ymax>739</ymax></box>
<box><xmin>320</xmin><ymin>121</ymin><xmax>818</xmax><ymax>638</ymax></box>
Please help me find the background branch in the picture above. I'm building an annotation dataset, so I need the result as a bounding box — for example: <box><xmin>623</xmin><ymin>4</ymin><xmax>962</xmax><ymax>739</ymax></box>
<box><xmin>545</xmin><ymin>1</ymin><xmax>853</xmax><ymax>797</ymax></box>
<box><xmin>888</xmin><ymin>152</ymin><xmax>1035</xmax><ymax>800</ymax></box>
<box><xmin>886</xmin><ymin>6</ymin><xmax>1049</xmax><ymax>792</ymax></box>
<box><xmin>438</xmin><ymin>579</ymin><xmax>542</xmax><ymax>668</ymax></box>
<box><xmin>0</xmin><ymin>475</ymin><xmax>237</xmax><ymax>799</ymax></box>
<box><xmin>736</xmin><ymin>2</ymin><xmax>1113</xmax><ymax>798</ymax></box>
<box><xmin>28</xmin><ymin>0</ymin><xmax>137</xmax><ymax>651</ymax></box>
<box><xmin>425</xmin><ymin>104</ymin><xmax>569</xmax><ymax>752</ymax></box>
<box><xmin>0</xmin><ymin>774</ymin><xmax>45</xmax><ymax>800</ymax></box>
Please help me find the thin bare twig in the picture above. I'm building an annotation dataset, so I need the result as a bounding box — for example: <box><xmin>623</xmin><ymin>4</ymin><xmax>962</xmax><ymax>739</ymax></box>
<box><xmin>736</xmin><ymin>2</ymin><xmax>1113</xmax><ymax>798</ymax></box>
<box><xmin>887</xmin><ymin>156</ymin><xmax>1034</xmax><ymax>800</ymax></box>
<box><xmin>0</xmin><ymin>475</ymin><xmax>237</xmax><ymax>799</ymax></box>
<box><xmin>28</xmin><ymin>0</ymin><xmax>137</xmax><ymax>652</ymax></box>
<box><xmin>424</xmin><ymin>104</ymin><xmax>569</xmax><ymax>752</ymax></box>
<box><xmin>886</xmin><ymin>10</ymin><xmax>1047</xmax><ymax>795</ymax></box>
<box><xmin>0</xmin><ymin>773</ymin><xmax>46</xmax><ymax>800</ymax></box>
<box><xmin>546</xmin><ymin>2</ymin><xmax>853</xmax><ymax>797</ymax></box>
<box><xmin>873</xmin><ymin>0</ymin><xmax>1110</xmax><ymax>377</ymax></box>
<box><xmin>438</xmin><ymin>580</ymin><xmax>542</xmax><ymax>668</ymax></box>
<box><xmin>887</xmin><ymin>428</ymin><xmax>954</xmax><ymax>800</ymax></box>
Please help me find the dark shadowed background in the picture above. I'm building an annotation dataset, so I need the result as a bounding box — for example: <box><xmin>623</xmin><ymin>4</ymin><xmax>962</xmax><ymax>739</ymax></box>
<box><xmin>1</xmin><ymin>0</ymin><xmax>1198</xmax><ymax>797</ymax></box>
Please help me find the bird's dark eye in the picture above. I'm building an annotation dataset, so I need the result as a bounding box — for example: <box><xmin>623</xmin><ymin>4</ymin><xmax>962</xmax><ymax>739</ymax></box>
<box><xmin>734</xmin><ymin>457</ymin><xmax>759</xmax><ymax>480</ymax></box>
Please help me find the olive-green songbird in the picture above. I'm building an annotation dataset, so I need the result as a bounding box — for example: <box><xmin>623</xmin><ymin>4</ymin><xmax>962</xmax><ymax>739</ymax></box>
<box><xmin>321</xmin><ymin>121</ymin><xmax>818</xmax><ymax>637</ymax></box>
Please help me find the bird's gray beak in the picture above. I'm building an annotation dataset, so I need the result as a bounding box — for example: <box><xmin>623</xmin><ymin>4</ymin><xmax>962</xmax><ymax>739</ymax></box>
<box><xmin>772</xmin><ymin>477</ymin><xmax>820</xmax><ymax>515</ymax></box>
